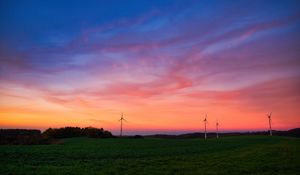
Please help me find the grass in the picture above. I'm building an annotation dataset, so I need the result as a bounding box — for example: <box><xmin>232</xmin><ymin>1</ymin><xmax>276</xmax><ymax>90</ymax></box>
<box><xmin>0</xmin><ymin>136</ymin><xmax>299</xmax><ymax>175</ymax></box>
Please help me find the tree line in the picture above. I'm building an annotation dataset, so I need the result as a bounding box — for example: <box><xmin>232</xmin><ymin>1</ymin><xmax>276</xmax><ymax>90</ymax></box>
<box><xmin>0</xmin><ymin>127</ymin><xmax>113</xmax><ymax>145</ymax></box>
<box><xmin>43</xmin><ymin>127</ymin><xmax>113</xmax><ymax>138</ymax></box>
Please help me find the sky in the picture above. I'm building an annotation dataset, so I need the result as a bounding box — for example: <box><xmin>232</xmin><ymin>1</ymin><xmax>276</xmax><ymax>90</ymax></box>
<box><xmin>0</xmin><ymin>0</ymin><xmax>300</xmax><ymax>135</ymax></box>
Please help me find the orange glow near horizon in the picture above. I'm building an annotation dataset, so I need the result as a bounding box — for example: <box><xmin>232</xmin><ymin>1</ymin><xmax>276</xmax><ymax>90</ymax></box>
<box><xmin>1</xmin><ymin>76</ymin><xmax>299</xmax><ymax>135</ymax></box>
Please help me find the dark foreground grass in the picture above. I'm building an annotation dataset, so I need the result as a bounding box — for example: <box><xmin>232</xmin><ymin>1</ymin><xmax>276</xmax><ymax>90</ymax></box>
<box><xmin>0</xmin><ymin>136</ymin><xmax>299</xmax><ymax>175</ymax></box>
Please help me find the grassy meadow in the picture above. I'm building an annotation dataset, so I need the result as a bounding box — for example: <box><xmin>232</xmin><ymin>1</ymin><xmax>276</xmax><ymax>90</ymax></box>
<box><xmin>0</xmin><ymin>136</ymin><xmax>299</xmax><ymax>175</ymax></box>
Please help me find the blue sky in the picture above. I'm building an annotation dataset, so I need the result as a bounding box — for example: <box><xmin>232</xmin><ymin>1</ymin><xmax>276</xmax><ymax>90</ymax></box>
<box><xmin>0</xmin><ymin>0</ymin><xmax>300</xmax><ymax>134</ymax></box>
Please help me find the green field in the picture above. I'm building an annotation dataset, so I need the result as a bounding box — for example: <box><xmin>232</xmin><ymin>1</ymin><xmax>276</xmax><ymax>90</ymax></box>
<box><xmin>0</xmin><ymin>136</ymin><xmax>299</xmax><ymax>175</ymax></box>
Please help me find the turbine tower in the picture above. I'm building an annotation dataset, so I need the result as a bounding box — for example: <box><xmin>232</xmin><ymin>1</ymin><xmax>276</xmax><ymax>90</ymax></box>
<box><xmin>267</xmin><ymin>112</ymin><xmax>272</xmax><ymax>136</ymax></box>
<box><xmin>119</xmin><ymin>112</ymin><xmax>126</xmax><ymax>137</ymax></box>
<box><xmin>204</xmin><ymin>114</ymin><xmax>208</xmax><ymax>140</ymax></box>
<box><xmin>216</xmin><ymin>120</ymin><xmax>219</xmax><ymax>139</ymax></box>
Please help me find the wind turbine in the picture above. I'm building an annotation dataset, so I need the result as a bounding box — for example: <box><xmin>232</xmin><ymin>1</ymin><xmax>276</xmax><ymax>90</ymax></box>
<box><xmin>267</xmin><ymin>112</ymin><xmax>272</xmax><ymax>136</ymax></box>
<box><xmin>216</xmin><ymin>120</ymin><xmax>219</xmax><ymax>139</ymax></box>
<box><xmin>119</xmin><ymin>112</ymin><xmax>126</xmax><ymax>137</ymax></box>
<box><xmin>203</xmin><ymin>114</ymin><xmax>208</xmax><ymax>140</ymax></box>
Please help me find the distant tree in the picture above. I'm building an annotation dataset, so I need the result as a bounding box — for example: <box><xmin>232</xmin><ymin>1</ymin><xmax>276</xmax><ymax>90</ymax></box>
<box><xmin>0</xmin><ymin>129</ymin><xmax>50</xmax><ymax>145</ymax></box>
<box><xmin>43</xmin><ymin>127</ymin><xmax>83</xmax><ymax>138</ymax></box>
<box><xmin>43</xmin><ymin>128</ymin><xmax>55</xmax><ymax>138</ymax></box>
<box><xmin>83</xmin><ymin>127</ymin><xmax>113</xmax><ymax>138</ymax></box>
<box><xmin>43</xmin><ymin>127</ymin><xmax>113</xmax><ymax>139</ymax></box>
<box><xmin>102</xmin><ymin>130</ymin><xmax>113</xmax><ymax>138</ymax></box>
<box><xmin>0</xmin><ymin>129</ymin><xmax>41</xmax><ymax>137</ymax></box>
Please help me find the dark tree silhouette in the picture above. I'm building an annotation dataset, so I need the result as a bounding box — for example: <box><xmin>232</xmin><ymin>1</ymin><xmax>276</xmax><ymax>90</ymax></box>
<box><xmin>43</xmin><ymin>127</ymin><xmax>113</xmax><ymax>138</ymax></box>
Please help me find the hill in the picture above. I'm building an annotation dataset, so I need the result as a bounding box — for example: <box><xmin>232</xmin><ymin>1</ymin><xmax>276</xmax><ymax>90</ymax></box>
<box><xmin>146</xmin><ymin>128</ymin><xmax>300</xmax><ymax>139</ymax></box>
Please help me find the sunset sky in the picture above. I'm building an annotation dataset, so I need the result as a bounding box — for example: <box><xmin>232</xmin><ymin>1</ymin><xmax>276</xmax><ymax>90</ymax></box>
<box><xmin>0</xmin><ymin>0</ymin><xmax>299</xmax><ymax>135</ymax></box>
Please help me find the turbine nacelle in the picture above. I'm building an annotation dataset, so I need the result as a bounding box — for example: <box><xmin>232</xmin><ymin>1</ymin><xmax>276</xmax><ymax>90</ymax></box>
<box><xmin>267</xmin><ymin>112</ymin><xmax>272</xmax><ymax>118</ymax></box>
